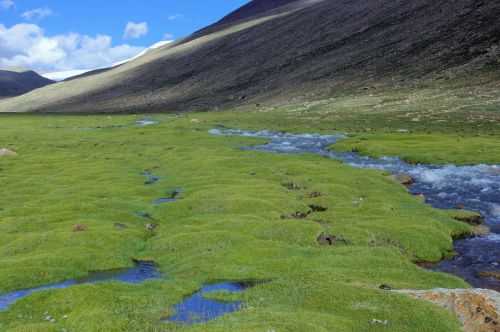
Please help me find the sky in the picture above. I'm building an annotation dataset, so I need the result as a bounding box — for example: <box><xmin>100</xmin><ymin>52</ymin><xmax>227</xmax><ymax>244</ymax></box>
<box><xmin>0</xmin><ymin>0</ymin><xmax>248</xmax><ymax>74</ymax></box>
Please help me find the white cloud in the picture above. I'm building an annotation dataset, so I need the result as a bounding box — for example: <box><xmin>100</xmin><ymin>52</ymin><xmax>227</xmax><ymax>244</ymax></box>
<box><xmin>0</xmin><ymin>23</ymin><xmax>145</xmax><ymax>73</ymax></box>
<box><xmin>123</xmin><ymin>21</ymin><xmax>148</xmax><ymax>39</ymax></box>
<box><xmin>22</xmin><ymin>7</ymin><xmax>53</xmax><ymax>21</ymax></box>
<box><xmin>163</xmin><ymin>33</ymin><xmax>174</xmax><ymax>40</ymax></box>
<box><xmin>168</xmin><ymin>14</ymin><xmax>183</xmax><ymax>21</ymax></box>
<box><xmin>0</xmin><ymin>0</ymin><xmax>14</xmax><ymax>10</ymax></box>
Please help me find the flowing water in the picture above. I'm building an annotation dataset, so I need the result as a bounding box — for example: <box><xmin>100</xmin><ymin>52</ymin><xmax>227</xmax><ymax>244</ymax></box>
<box><xmin>0</xmin><ymin>261</ymin><xmax>160</xmax><ymax>311</ymax></box>
<box><xmin>210</xmin><ymin>128</ymin><xmax>500</xmax><ymax>290</ymax></box>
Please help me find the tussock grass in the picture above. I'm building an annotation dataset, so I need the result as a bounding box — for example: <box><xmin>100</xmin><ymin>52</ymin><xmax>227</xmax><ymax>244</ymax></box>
<box><xmin>0</xmin><ymin>111</ymin><xmax>480</xmax><ymax>331</ymax></box>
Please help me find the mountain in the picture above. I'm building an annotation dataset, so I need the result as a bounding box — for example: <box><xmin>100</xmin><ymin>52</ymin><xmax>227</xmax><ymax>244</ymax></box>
<box><xmin>1</xmin><ymin>0</ymin><xmax>499</xmax><ymax>112</ymax></box>
<box><xmin>0</xmin><ymin>69</ymin><xmax>54</xmax><ymax>98</ymax></box>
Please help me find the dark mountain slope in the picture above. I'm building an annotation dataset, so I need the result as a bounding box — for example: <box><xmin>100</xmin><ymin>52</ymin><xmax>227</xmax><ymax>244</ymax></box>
<box><xmin>0</xmin><ymin>0</ymin><xmax>499</xmax><ymax>113</ymax></box>
<box><xmin>217</xmin><ymin>0</ymin><xmax>298</xmax><ymax>25</ymax></box>
<box><xmin>192</xmin><ymin>0</ymin><xmax>300</xmax><ymax>37</ymax></box>
<box><xmin>0</xmin><ymin>70</ymin><xmax>54</xmax><ymax>98</ymax></box>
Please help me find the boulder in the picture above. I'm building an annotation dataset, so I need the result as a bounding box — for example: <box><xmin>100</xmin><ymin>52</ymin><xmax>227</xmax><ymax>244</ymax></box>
<box><xmin>397</xmin><ymin>288</ymin><xmax>500</xmax><ymax>332</ymax></box>
<box><xmin>0</xmin><ymin>148</ymin><xmax>17</xmax><ymax>157</ymax></box>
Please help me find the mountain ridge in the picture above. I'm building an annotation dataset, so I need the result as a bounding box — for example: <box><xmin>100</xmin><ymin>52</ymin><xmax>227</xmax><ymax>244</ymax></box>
<box><xmin>0</xmin><ymin>0</ymin><xmax>499</xmax><ymax>113</ymax></box>
<box><xmin>0</xmin><ymin>69</ymin><xmax>54</xmax><ymax>98</ymax></box>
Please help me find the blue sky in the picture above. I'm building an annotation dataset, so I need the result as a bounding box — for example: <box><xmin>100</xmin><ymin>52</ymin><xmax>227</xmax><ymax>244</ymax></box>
<box><xmin>0</xmin><ymin>0</ymin><xmax>248</xmax><ymax>74</ymax></box>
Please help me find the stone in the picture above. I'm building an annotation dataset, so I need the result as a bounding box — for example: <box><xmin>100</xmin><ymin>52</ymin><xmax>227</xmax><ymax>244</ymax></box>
<box><xmin>72</xmin><ymin>224</ymin><xmax>87</xmax><ymax>232</ymax></box>
<box><xmin>307</xmin><ymin>192</ymin><xmax>322</xmax><ymax>198</ymax></box>
<box><xmin>317</xmin><ymin>232</ymin><xmax>350</xmax><ymax>246</ymax></box>
<box><xmin>146</xmin><ymin>223</ymin><xmax>157</xmax><ymax>232</ymax></box>
<box><xmin>397</xmin><ymin>288</ymin><xmax>500</xmax><ymax>332</ymax></box>
<box><xmin>391</xmin><ymin>173</ymin><xmax>415</xmax><ymax>186</ymax></box>
<box><xmin>281</xmin><ymin>211</ymin><xmax>310</xmax><ymax>219</ymax></box>
<box><xmin>379</xmin><ymin>284</ymin><xmax>393</xmax><ymax>291</ymax></box>
<box><xmin>309</xmin><ymin>204</ymin><xmax>328</xmax><ymax>212</ymax></box>
<box><xmin>370</xmin><ymin>319</ymin><xmax>389</xmax><ymax>326</ymax></box>
<box><xmin>479</xmin><ymin>272</ymin><xmax>500</xmax><ymax>281</ymax></box>
<box><xmin>0</xmin><ymin>148</ymin><xmax>17</xmax><ymax>157</ymax></box>
<box><xmin>282</xmin><ymin>182</ymin><xmax>302</xmax><ymax>190</ymax></box>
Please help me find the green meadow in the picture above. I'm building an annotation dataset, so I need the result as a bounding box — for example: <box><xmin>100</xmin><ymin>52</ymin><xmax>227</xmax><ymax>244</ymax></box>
<box><xmin>1</xmin><ymin>83</ymin><xmax>499</xmax><ymax>331</ymax></box>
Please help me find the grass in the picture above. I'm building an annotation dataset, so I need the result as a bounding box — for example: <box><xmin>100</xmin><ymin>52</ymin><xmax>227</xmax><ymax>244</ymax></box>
<box><xmin>331</xmin><ymin>133</ymin><xmax>500</xmax><ymax>165</ymax></box>
<box><xmin>1</xmin><ymin>79</ymin><xmax>499</xmax><ymax>331</ymax></box>
<box><xmin>0</xmin><ymin>105</ymin><xmax>482</xmax><ymax>331</ymax></box>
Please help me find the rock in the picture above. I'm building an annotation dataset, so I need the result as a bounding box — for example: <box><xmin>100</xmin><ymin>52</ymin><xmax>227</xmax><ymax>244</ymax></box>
<box><xmin>72</xmin><ymin>224</ymin><xmax>87</xmax><ymax>232</ymax></box>
<box><xmin>397</xmin><ymin>288</ymin><xmax>500</xmax><ymax>332</ymax></box>
<box><xmin>479</xmin><ymin>272</ymin><xmax>500</xmax><ymax>281</ymax></box>
<box><xmin>414</xmin><ymin>193</ymin><xmax>426</xmax><ymax>202</ymax></box>
<box><xmin>282</xmin><ymin>182</ymin><xmax>302</xmax><ymax>190</ymax></box>
<box><xmin>379</xmin><ymin>284</ymin><xmax>393</xmax><ymax>291</ymax></box>
<box><xmin>370</xmin><ymin>319</ymin><xmax>389</xmax><ymax>326</ymax></box>
<box><xmin>114</xmin><ymin>223</ymin><xmax>128</xmax><ymax>230</ymax></box>
<box><xmin>472</xmin><ymin>225</ymin><xmax>491</xmax><ymax>237</ymax></box>
<box><xmin>0</xmin><ymin>148</ymin><xmax>17</xmax><ymax>157</ymax></box>
<box><xmin>307</xmin><ymin>192</ymin><xmax>322</xmax><ymax>198</ymax></box>
<box><xmin>391</xmin><ymin>173</ymin><xmax>415</xmax><ymax>186</ymax></box>
<box><xmin>309</xmin><ymin>204</ymin><xmax>328</xmax><ymax>212</ymax></box>
<box><xmin>146</xmin><ymin>223</ymin><xmax>157</xmax><ymax>232</ymax></box>
<box><xmin>281</xmin><ymin>211</ymin><xmax>310</xmax><ymax>219</ymax></box>
<box><xmin>317</xmin><ymin>232</ymin><xmax>350</xmax><ymax>246</ymax></box>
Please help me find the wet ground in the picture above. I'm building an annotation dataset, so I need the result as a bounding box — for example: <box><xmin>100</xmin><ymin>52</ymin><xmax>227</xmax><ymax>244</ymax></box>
<box><xmin>210</xmin><ymin>129</ymin><xmax>500</xmax><ymax>291</ymax></box>
<box><xmin>0</xmin><ymin>261</ymin><xmax>160</xmax><ymax>311</ymax></box>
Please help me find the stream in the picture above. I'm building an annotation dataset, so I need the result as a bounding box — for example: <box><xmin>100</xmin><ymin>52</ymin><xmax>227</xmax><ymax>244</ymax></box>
<box><xmin>0</xmin><ymin>261</ymin><xmax>160</xmax><ymax>311</ymax></box>
<box><xmin>210</xmin><ymin>128</ymin><xmax>500</xmax><ymax>291</ymax></box>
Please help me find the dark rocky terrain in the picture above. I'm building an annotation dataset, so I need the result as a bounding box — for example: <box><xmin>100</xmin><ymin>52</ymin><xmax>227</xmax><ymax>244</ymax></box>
<box><xmin>0</xmin><ymin>69</ymin><xmax>54</xmax><ymax>98</ymax></box>
<box><xmin>0</xmin><ymin>0</ymin><xmax>499</xmax><ymax>113</ymax></box>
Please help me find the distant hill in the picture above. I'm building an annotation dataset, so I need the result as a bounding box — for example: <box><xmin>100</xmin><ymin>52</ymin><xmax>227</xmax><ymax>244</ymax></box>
<box><xmin>0</xmin><ymin>69</ymin><xmax>54</xmax><ymax>98</ymax></box>
<box><xmin>0</xmin><ymin>0</ymin><xmax>499</xmax><ymax>112</ymax></box>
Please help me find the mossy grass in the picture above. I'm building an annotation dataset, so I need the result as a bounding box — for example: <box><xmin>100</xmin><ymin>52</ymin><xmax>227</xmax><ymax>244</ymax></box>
<box><xmin>0</xmin><ymin>102</ymin><xmax>488</xmax><ymax>331</ymax></box>
<box><xmin>331</xmin><ymin>133</ymin><xmax>500</xmax><ymax>165</ymax></box>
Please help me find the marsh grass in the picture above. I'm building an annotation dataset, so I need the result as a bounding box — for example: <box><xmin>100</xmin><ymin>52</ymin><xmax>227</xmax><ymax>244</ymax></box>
<box><xmin>0</xmin><ymin>103</ymin><xmax>490</xmax><ymax>331</ymax></box>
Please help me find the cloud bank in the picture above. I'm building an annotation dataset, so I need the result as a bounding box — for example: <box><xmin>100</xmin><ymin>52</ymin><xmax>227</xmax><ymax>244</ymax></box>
<box><xmin>0</xmin><ymin>23</ymin><xmax>145</xmax><ymax>73</ymax></box>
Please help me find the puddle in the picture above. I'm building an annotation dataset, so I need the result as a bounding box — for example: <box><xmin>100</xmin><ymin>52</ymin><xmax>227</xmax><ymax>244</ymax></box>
<box><xmin>154</xmin><ymin>189</ymin><xmax>182</xmax><ymax>205</ymax></box>
<box><xmin>210</xmin><ymin>129</ymin><xmax>500</xmax><ymax>290</ymax></box>
<box><xmin>0</xmin><ymin>261</ymin><xmax>160</xmax><ymax>311</ymax></box>
<box><xmin>143</xmin><ymin>171</ymin><xmax>160</xmax><ymax>185</ymax></box>
<box><xmin>165</xmin><ymin>282</ymin><xmax>251</xmax><ymax>325</ymax></box>
<box><xmin>136</xmin><ymin>119</ymin><xmax>159</xmax><ymax>127</ymax></box>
